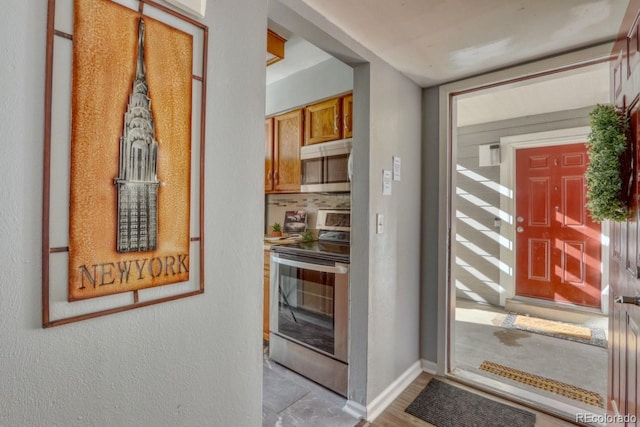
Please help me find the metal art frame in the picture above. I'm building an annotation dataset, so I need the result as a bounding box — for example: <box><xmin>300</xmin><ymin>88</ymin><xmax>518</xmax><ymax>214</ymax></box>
<box><xmin>42</xmin><ymin>0</ymin><xmax>208</xmax><ymax>327</ymax></box>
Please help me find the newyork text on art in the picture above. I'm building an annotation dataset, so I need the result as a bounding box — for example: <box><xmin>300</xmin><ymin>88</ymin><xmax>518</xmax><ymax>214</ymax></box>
<box><xmin>114</xmin><ymin>18</ymin><xmax>161</xmax><ymax>253</ymax></box>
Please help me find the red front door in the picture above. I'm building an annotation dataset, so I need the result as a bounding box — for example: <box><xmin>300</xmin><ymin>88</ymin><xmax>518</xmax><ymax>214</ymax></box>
<box><xmin>515</xmin><ymin>143</ymin><xmax>602</xmax><ymax>308</ymax></box>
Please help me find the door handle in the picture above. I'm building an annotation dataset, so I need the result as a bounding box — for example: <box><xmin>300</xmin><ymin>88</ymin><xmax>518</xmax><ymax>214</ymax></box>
<box><xmin>517</xmin><ymin>226</ymin><xmax>524</xmax><ymax>233</ymax></box>
<box><xmin>615</xmin><ymin>295</ymin><xmax>640</xmax><ymax>306</ymax></box>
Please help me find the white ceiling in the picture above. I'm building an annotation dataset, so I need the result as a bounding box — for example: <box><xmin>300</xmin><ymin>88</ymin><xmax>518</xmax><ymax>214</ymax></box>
<box><xmin>456</xmin><ymin>62</ymin><xmax>610</xmax><ymax>126</ymax></box>
<box><xmin>298</xmin><ymin>0</ymin><xmax>628</xmax><ymax>87</ymax></box>
<box><xmin>267</xmin><ymin>1</ymin><xmax>627</xmax><ymax>126</ymax></box>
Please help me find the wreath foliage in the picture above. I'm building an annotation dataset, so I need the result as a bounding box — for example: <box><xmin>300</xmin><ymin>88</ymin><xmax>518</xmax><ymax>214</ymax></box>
<box><xmin>585</xmin><ymin>104</ymin><xmax>630</xmax><ymax>222</ymax></box>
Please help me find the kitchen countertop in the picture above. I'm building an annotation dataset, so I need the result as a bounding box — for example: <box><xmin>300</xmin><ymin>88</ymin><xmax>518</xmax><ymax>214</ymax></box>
<box><xmin>263</xmin><ymin>236</ymin><xmax>301</xmax><ymax>250</ymax></box>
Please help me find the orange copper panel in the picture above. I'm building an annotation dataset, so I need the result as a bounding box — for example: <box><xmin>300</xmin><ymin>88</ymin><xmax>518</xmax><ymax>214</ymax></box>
<box><xmin>69</xmin><ymin>0</ymin><xmax>193</xmax><ymax>300</ymax></box>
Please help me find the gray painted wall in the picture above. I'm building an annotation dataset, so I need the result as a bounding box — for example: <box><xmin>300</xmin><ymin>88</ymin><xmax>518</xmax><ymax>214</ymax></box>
<box><xmin>364</xmin><ymin>60</ymin><xmax>423</xmax><ymax>401</ymax></box>
<box><xmin>0</xmin><ymin>1</ymin><xmax>265</xmax><ymax>425</ymax></box>
<box><xmin>454</xmin><ymin>106</ymin><xmax>593</xmax><ymax>306</ymax></box>
<box><xmin>420</xmin><ymin>87</ymin><xmax>441</xmax><ymax>365</ymax></box>
<box><xmin>265</xmin><ymin>56</ymin><xmax>353</xmax><ymax>116</ymax></box>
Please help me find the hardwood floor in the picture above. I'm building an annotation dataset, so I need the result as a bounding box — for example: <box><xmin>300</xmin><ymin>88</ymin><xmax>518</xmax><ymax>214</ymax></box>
<box><xmin>371</xmin><ymin>372</ymin><xmax>579</xmax><ymax>426</ymax></box>
<box><xmin>372</xmin><ymin>372</ymin><xmax>435</xmax><ymax>426</ymax></box>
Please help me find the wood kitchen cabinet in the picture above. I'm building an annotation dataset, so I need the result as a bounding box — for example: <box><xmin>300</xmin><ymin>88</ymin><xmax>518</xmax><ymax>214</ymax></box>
<box><xmin>264</xmin><ymin>118</ymin><xmax>274</xmax><ymax>193</ymax></box>
<box><xmin>263</xmin><ymin>249</ymin><xmax>271</xmax><ymax>341</ymax></box>
<box><xmin>304</xmin><ymin>93</ymin><xmax>353</xmax><ymax>145</ymax></box>
<box><xmin>342</xmin><ymin>93</ymin><xmax>353</xmax><ymax>139</ymax></box>
<box><xmin>265</xmin><ymin>109</ymin><xmax>303</xmax><ymax>193</ymax></box>
<box><xmin>304</xmin><ymin>97</ymin><xmax>342</xmax><ymax>145</ymax></box>
<box><xmin>264</xmin><ymin>109</ymin><xmax>303</xmax><ymax>193</ymax></box>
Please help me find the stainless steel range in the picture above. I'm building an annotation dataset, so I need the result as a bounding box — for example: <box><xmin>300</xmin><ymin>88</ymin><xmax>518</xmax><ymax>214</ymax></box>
<box><xmin>269</xmin><ymin>209</ymin><xmax>350</xmax><ymax>396</ymax></box>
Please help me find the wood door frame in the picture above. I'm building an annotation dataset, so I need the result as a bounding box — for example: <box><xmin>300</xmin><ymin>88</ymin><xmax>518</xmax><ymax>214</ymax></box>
<box><xmin>499</xmin><ymin>127</ymin><xmax>609</xmax><ymax>314</ymax></box>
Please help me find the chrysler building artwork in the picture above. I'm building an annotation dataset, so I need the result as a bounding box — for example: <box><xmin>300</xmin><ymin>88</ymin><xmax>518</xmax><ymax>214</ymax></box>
<box><xmin>69</xmin><ymin>1</ymin><xmax>194</xmax><ymax>301</ymax></box>
<box><xmin>114</xmin><ymin>18</ymin><xmax>160</xmax><ymax>253</ymax></box>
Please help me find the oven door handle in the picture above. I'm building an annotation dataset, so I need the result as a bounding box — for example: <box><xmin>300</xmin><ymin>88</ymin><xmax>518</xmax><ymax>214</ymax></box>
<box><xmin>271</xmin><ymin>256</ymin><xmax>348</xmax><ymax>274</ymax></box>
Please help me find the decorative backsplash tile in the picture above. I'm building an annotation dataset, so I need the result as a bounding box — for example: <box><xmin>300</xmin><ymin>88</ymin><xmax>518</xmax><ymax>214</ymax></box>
<box><xmin>265</xmin><ymin>193</ymin><xmax>351</xmax><ymax>234</ymax></box>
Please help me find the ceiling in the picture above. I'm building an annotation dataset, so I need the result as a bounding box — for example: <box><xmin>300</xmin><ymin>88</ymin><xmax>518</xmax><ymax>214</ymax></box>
<box><xmin>267</xmin><ymin>1</ymin><xmax>627</xmax><ymax>125</ymax></box>
<box><xmin>456</xmin><ymin>61</ymin><xmax>610</xmax><ymax>126</ymax></box>
<box><xmin>298</xmin><ymin>0</ymin><xmax>629</xmax><ymax>88</ymax></box>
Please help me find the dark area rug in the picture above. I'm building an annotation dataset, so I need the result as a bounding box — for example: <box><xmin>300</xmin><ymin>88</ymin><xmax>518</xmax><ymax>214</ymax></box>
<box><xmin>501</xmin><ymin>314</ymin><xmax>607</xmax><ymax>348</ymax></box>
<box><xmin>405</xmin><ymin>379</ymin><xmax>535</xmax><ymax>427</ymax></box>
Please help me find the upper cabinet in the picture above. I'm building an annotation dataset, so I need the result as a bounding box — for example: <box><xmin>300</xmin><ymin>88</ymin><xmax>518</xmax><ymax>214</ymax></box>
<box><xmin>304</xmin><ymin>94</ymin><xmax>353</xmax><ymax>145</ymax></box>
<box><xmin>266</xmin><ymin>109</ymin><xmax>303</xmax><ymax>193</ymax></box>
<box><xmin>304</xmin><ymin>98</ymin><xmax>342</xmax><ymax>145</ymax></box>
<box><xmin>265</xmin><ymin>117</ymin><xmax>274</xmax><ymax>192</ymax></box>
<box><xmin>342</xmin><ymin>93</ymin><xmax>353</xmax><ymax>139</ymax></box>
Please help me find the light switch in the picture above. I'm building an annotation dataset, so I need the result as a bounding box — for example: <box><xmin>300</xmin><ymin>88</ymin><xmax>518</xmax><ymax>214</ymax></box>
<box><xmin>376</xmin><ymin>214</ymin><xmax>384</xmax><ymax>234</ymax></box>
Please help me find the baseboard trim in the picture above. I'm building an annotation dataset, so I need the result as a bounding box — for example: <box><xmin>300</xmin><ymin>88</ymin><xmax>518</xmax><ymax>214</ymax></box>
<box><xmin>365</xmin><ymin>360</ymin><xmax>422</xmax><ymax>422</ymax></box>
<box><xmin>421</xmin><ymin>359</ymin><xmax>437</xmax><ymax>374</ymax></box>
<box><xmin>343</xmin><ymin>400</ymin><xmax>366</xmax><ymax>419</ymax></box>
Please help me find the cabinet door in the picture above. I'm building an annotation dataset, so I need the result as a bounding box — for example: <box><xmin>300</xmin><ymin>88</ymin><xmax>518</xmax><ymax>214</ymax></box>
<box><xmin>304</xmin><ymin>98</ymin><xmax>341</xmax><ymax>145</ymax></box>
<box><xmin>265</xmin><ymin>117</ymin><xmax>274</xmax><ymax>192</ymax></box>
<box><xmin>342</xmin><ymin>94</ymin><xmax>353</xmax><ymax>139</ymax></box>
<box><xmin>273</xmin><ymin>109</ymin><xmax>303</xmax><ymax>192</ymax></box>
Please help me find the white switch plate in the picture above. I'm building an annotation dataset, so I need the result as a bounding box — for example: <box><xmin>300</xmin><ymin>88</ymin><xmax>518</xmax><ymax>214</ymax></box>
<box><xmin>376</xmin><ymin>214</ymin><xmax>384</xmax><ymax>234</ymax></box>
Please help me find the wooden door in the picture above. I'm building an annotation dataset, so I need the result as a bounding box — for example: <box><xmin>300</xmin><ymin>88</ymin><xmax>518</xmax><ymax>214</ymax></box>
<box><xmin>342</xmin><ymin>94</ymin><xmax>353</xmax><ymax>139</ymax></box>
<box><xmin>265</xmin><ymin>117</ymin><xmax>273</xmax><ymax>192</ymax></box>
<box><xmin>273</xmin><ymin>109</ymin><xmax>302</xmax><ymax>192</ymax></box>
<box><xmin>304</xmin><ymin>97</ymin><xmax>341</xmax><ymax>145</ymax></box>
<box><xmin>515</xmin><ymin>143</ymin><xmax>602</xmax><ymax>308</ymax></box>
<box><xmin>609</xmin><ymin>1</ymin><xmax>640</xmax><ymax>423</ymax></box>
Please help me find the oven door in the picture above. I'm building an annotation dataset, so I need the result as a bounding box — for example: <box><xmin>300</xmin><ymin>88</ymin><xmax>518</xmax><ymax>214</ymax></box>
<box><xmin>269</xmin><ymin>253</ymin><xmax>349</xmax><ymax>362</ymax></box>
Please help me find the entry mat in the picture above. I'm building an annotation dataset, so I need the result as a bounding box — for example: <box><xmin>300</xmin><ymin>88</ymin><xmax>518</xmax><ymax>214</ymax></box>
<box><xmin>501</xmin><ymin>314</ymin><xmax>607</xmax><ymax>348</ymax></box>
<box><xmin>405</xmin><ymin>378</ymin><xmax>536</xmax><ymax>427</ymax></box>
<box><xmin>479</xmin><ymin>361</ymin><xmax>605</xmax><ymax>408</ymax></box>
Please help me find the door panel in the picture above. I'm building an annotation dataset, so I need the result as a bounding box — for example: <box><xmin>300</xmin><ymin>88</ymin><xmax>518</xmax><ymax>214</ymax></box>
<box><xmin>528</xmin><ymin>239</ymin><xmax>550</xmax><ymax>281</ymax></box>
<box><xmin>273</xmin><ymin>109</ymin><xmax>303</xmax><ymax>192</ymax></box>
<box><xmin>609</xmin><ymin>2</ymin><xmax>640</xmax><ymax>419</ymax></box>
<box><xmin>528</xmin><ymin>178</ymin><xmax>550</xmax><ymax>226</ymax></box>
<box><xmin>515</xmin><ymin>143</ymin><xmax>602</xmax><ymax>307</ymax></box>
<box><xmin>562</xmin><ymin>176</ymin><xmax>585</xmax><ymax>226</ymax></box>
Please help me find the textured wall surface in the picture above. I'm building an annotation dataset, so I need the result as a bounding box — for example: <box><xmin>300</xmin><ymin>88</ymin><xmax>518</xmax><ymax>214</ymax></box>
<box><xmin>364</xmin><ymin>60</ymin><xmax>422</xmax><ymax>401</ymax></box>
<box><xmin>0</xmin><ymin>1</ymin><xmax>266</xmax><ymax>426</ymax></box>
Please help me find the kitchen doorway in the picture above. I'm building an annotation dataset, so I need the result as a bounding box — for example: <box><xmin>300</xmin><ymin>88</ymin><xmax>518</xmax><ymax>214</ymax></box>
<box><xmin>447</xmin><ymin>60</ymin><xmax>610</xmax><ymax>421</ymax></box>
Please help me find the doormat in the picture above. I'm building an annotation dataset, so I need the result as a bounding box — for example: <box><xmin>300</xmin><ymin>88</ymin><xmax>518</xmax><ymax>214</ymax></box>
<box><xmin>501</xmin><ymin>314</ymin><xmax>607</xmax><ymax>348</ymax></box>
<box><xmin>479</xmin><ymin>361</ymin><xmax>605</xmax><ymax>408</ymax></box>
<box><xmin>405</xmin><ymin>379</ymin><xmax>536</xmax><ymax>427</ymax></box>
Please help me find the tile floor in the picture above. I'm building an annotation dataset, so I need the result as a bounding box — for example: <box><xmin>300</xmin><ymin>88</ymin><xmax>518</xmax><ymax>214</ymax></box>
<box><xmin>262</xmin><ymin>348</ymin><xmax>361</xmax><ymax>427</ymax></box>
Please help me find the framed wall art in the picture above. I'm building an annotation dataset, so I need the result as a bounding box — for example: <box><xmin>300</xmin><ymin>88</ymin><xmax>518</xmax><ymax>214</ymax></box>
<box><xmin>42</xmin><ymin>0</ymin><xmax>208</xmax><ymax>327</ymax></box>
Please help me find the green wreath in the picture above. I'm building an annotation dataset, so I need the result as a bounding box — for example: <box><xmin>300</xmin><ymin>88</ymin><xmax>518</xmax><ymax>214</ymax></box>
<box><xmin>585</xmin><ymin>104</ymin><xmax>630</xmax><ymax>222</ymax></box>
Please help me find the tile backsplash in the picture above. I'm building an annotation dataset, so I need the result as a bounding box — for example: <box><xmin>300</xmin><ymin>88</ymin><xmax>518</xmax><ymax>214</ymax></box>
<box><xmin>265</xmin><ymin>193</ymin><xmax>351</xmax><ymax>234</ymax></box>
